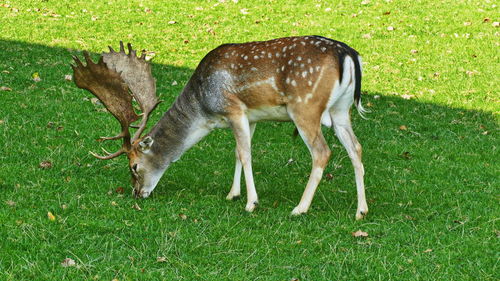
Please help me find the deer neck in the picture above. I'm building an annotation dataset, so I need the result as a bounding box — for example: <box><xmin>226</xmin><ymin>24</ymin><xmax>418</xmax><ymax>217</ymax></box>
<box><xmin>147</xmin><ymin>91</ymin><xmax>212</xmax><ymax>167</ymax></box>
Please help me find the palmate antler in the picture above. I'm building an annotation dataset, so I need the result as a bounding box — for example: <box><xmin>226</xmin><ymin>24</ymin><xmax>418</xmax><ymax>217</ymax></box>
<box><xmin>71</xmin><ymin>42</ymin><xmax>160</xmax><ymax>159</ymax></box>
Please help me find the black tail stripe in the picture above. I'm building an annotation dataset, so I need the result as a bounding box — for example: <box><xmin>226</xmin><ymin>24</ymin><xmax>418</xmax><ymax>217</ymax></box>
<box><xmin>352</xmin><ymin>54</ymin><xmax>362</xmax><ymax>106</ymax></box>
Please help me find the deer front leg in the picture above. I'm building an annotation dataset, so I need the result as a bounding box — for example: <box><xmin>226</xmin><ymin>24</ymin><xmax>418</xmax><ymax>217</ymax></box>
<box><xmin>227</xmin><ymin>123</ymin><xmax>256</xmax><ymax>201</ymax></box>
<box><xmin>229</xmin><ymin>115</ymin><xmax>258</xmax><ymax>212</ymax></box>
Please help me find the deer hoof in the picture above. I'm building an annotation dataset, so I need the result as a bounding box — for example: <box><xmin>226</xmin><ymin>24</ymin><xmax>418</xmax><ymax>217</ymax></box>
<box><xmin>245</xmin><ymin>201</ymin><xmax>258</xmax><ymax>212</ymax></box>
<box><xmin>291</xmin><ymin>206</ymin><xmax>307</xmax><ymax>216</ymax></box>
<box><xmin>355</xmin><ymin>209</ymin><xmax>368</xmax><ymax>220</ymax></box>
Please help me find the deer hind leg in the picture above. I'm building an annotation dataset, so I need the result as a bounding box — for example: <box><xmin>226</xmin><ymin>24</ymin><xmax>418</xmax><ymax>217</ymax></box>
<box><xmin>331</xmin><ymin>110</ymin><xmax>368</xmax><ymax>220</ymax></box>
<box><xmin>290</xmin><ymin>111</ymin><xmax>331</xmax><ymax>215</ymax></box>
<box><xmin>228</xmin><ymin>114</ymin><xmax>259</xmax><ymax>212</ymax></box>
<box><xmin>227</xmin><ymin>123</ymin><xmax>256</xmax><ymax>201</ymax></box>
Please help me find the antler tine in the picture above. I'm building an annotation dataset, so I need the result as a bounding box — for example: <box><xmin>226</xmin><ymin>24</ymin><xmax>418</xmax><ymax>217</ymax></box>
<box><xmin>127</xmin><ymin>43</ymin><xmax>136</xmax><ymax>57</ymax></box>
<box><xmin>89</xmin><ymin>148</ymin><xmax>126</xmax><ymax>160</ymax></box>
<box><xmin>131</xmin><ymin>101</ymin><xmax>162</xmax><ymax>142</ymax></box>
<box><xmin>71</xmin><ymin>55</ymin><xmax>84</xmax><ymax>68</ymax></box>
<box><xmin>82</xmin><ymin>51</ymin><xmax>95</xmax><ymax>65</ymax></box>
<box><xmin>119</xmin><ymin>41</ymin><xmax>125</xmax><ymax>53</ymax></box>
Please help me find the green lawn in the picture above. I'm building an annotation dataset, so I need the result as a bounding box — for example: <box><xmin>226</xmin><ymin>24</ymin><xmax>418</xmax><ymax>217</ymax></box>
<box><xmin>0</xmin><ymin>0</ymin><xmax>498</xmax><ymax>280</ymax></box>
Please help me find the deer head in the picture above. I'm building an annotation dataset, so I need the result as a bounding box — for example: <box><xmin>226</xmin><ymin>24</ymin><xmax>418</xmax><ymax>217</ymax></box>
<box><xmin>71</xmin><ymin>42</ymin><xmax>162</xmax><ymax>197</ymax></box>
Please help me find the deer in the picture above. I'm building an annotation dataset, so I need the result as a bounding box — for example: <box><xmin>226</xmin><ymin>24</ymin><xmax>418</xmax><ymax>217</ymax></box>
<box><xmin>71</xmin><ymin>35</ymin><xmax>368</xmax><ymax>219</ymax></box>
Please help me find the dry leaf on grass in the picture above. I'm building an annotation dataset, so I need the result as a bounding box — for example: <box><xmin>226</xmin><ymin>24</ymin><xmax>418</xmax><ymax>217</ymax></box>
<box><xmin>61</xmin><ymin>258</ymin><xmax>76</xmax><ymax>267</ymax></box>
<box><xmin>32</xmin><ymin>72</ymin><xmax>41</xmax><ymax>82</ymax></box>
<box><xmin>352</xmin><ymin>230</ymin><xmax>369</xmax><ymax>237</ymax></box>
<box><xmin>132</xmin><ymin>203</ymin><xmax>142</xmax><ymax>211</ymax></box>
<box><xmin>39</xmin><ymin>161</ymin><xmax>53</xmax><ymax>169</ymax></box>
<box><xmin>401</xmin><ymin>94</ymin><xmax>415</xmax><ymax>100</ymax></box>
<box><xmin>0</xmin><ymin>86</ymin><xmax>12</xmax><ymax>91</ymax></box>
<box><xmin>115</xmin><ymin>186</ymin><xmax>125</xmax><ymax>194</ymax></box>
<box><xmin>399</xmin><ymin>125</ymin><xmax>408</xmax><ymax>131</ymax></box>
<box><xmin>179</xmin><ymin>213</ymin><xmax>187</xmax><ymax>220</ymax></box>
<box><xmin>64</xmin><ymin>75</ymin><xmax>72</xmax><ymax>81</ymax></box>
<box><xmin>423</xmin><ymin>249</ymin><xmax>433</xmax><ymax>253</ymax></box>
<box><xmin>157</xmin><ymin>256</ymin><xmax>167</xmax><ymax>262</ymax></box>
<box><xmin>47</xmin><ymin>211</ymin><xmax>56</xmax><ymax>221</ymax></box>
<box><xmin>6</xmin><ymin>200</ymin><xmax>16</xmax><ymax>206</ymax></box>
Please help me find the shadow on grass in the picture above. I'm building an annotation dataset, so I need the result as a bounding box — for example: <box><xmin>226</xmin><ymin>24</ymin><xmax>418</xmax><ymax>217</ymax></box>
<box><xmin>0</xmin><ymin>39</ymin><xmax>497</xmax><ymax>219</ymax></box>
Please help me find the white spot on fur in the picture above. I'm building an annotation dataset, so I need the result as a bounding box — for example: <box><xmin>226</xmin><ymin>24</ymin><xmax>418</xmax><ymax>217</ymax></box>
<box><xmin>296</xmin><ymin>96</ymin><xmax>302</xmax><ymax>103</ymax></box>
<box><xmin>276</xmin><ymin>52</ymin><xmax>281</xmax><ymax>57</ymax></box>
<box><xmin>291</xmin><ymin>80</ymin><xmax>297</xmax><ymax>87</ymax></box>
<box><xmin>321</xmin><ymin>47</ymin><xmax>326</xmax><ymax>52</ymax></box>
<box><xmin>302</xmin><ymin>71</ymin><xmax>308</xmax><ymax>78</ymax></box>
<box><xmin>309</xmin><ymin>66</ymin><xmax>314</xmax><ymax>73</ymax></box>
<box><xmin>244</xmin><ymin>55</ymin><xmax>248</xmax><ymax>60</ymax></box>
<box><xmin>288</xmin><ymin>59</ymin><xmax>293</xmax><ymax>65</ymax></box>
<box><xmin>304</xmin><ymin>93</ymin><xmax>313</xmax><ymax>103</ymax></box>
<box><xmin>307</xmin><ymin>58</ymin><xmax>312</xmax><ymax>64</ymax></box>
<box><xmin>301</xmin><ymin>41</ymin><xmax>306</xmax><ymax>46</ymax></box>
<box><xmin>282</xmin><ymin>46</ymin><xmax>287</xmax><ymax>52</ymax></box>
<box><xmin>281</xmin><ymin>65</ymin><xmax>285</xmax><ymax>71</ymax></box>
<box><xmin>308</xmin><ymin>80</ymin><xmax>313</xmax><ymax>86</ymax></box>
<box><xmin>297</xmin><ymin>56</ymin><xmax>302</xmax><ymax>61</ymax></box>
<box><xmin>286</xmin><ymin>77</ymin><xmax>290</xmax><ymax>84</ymax></box>
<box><xmin>315</xmin><ymin>66</ymin><xmax>321</xmax><ymax>72</ymax></box>
<box><xmin>251</xmin><ymin>67</ymin><xmax>258</xmax><ymax>71</ymax></box>
<box><xmin>254</xmin><ymin>55</ymin><xmax>259</xmax><ymax>59</ymax></box>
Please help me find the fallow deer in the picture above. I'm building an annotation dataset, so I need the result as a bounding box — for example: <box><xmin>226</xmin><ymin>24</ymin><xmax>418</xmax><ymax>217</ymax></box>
<box><xmin>71</xmin><ymin>36</ymin><xmax>368</xmax><ymax>219</ymax></box>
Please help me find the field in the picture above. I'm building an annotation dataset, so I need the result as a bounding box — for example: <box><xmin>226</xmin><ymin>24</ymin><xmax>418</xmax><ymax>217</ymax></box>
<box><xmin>0</xmin><ymin>0</ymin><xmax>498</xmax><ymax>280</ymax></box>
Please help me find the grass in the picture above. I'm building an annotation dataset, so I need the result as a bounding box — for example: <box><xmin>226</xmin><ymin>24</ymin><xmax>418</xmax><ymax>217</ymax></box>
<box><xmin>0</xmin><ymin>0</ymin><xmax>498</xmax><ymax>280</ymax></box>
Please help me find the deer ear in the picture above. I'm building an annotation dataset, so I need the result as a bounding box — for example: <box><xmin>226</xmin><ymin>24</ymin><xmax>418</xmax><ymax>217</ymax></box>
<box><xmin>139</xmin><ymin>136</ymin><xmax>154</xmax><ymax>151</ymax></box>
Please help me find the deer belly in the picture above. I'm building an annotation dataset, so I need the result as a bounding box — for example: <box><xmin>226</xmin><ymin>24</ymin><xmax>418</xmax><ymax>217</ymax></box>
<box><xmin>247</xmin><ymin>106</ymin><xmax>290</xmax><ymax>122</ymax></box>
